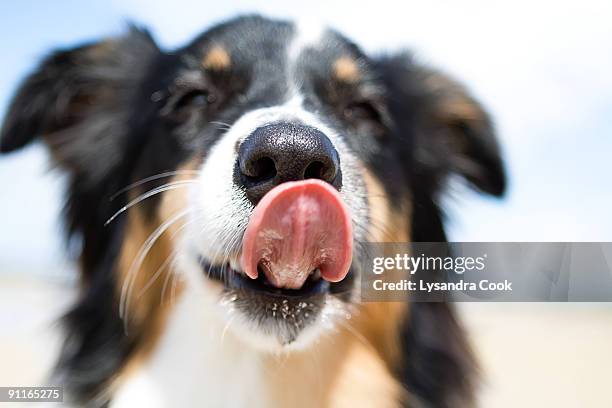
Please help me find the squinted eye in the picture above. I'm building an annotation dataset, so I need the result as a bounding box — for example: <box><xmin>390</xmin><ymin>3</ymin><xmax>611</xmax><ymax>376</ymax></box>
<box><xmin>175</xmin><ymin>89</ymin><xmax>215</xmax><ymax>110</ymax></box>
<box><xmin>343</xmin><ymin>101</ymin><xmax>382</xmax><ymax>123</ymax></box>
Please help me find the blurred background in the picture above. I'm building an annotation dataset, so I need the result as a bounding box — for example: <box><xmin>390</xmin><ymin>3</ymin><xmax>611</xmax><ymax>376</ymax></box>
<box><xmin>0</xmin><ymin>1</ymin><xmax>611</xmax><ymax>406</ymax></box>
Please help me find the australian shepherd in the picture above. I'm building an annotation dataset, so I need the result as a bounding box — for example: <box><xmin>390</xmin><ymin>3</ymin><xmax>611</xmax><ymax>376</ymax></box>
<box><xmin>0</xmin><ymin>15</ymin><xmax>505</xmax><ymax>408</ymax></box>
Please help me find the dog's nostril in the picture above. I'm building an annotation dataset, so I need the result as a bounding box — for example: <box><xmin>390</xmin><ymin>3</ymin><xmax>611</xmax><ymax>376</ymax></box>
<box><xmin>245</xmin><ymin>157</ymin><xmax>276</xmax><ymax>182</ymax></box>
<box><xmin>304</xmin><ymin>161</ymin><xmax>326</xmax><ymax>180</ymax></box>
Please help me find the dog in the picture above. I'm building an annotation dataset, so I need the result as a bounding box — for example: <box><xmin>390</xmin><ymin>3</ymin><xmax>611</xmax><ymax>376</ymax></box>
<box><xmin>0</xmin><ymin>15</ymin><xmax>505</xmax><ymax>407</ymax></box>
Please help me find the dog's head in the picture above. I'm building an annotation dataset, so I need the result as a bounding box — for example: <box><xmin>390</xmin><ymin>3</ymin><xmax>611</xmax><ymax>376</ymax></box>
<box><xmin>1</xmin><ymin>14</ymin><xmax>504</xmax><ymax>358</ymax></box>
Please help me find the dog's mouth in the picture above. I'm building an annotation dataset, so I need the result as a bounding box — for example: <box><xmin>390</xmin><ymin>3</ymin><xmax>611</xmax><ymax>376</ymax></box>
<box><xmin>200</xmin><ymin>179</ymin><xmax>354</xmax><ymax>299</ymax></box>
<box><xmin>197</xmin><ymin>179</ymin><xmax>355</xmax><ymax>342</ymax></box>
<box><xmin>199</xmin><ymin>258</ymin><xmax>356</xmax><ymax>345</ymax></box>
<box><xmin>201</xmin><ymin>261</ymin><xmax>331</xmax><ymax>298</ymax></box>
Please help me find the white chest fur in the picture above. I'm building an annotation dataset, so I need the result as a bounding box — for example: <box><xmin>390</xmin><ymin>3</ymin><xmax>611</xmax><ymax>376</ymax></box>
<box><xmin>110</xmin><ymin>283</ymin><xmax>401</xmax><ymax>408</ymax></box>
<box><xmin>110</xmin><ymin>290</ymin><xmax>269</xmax><ymax>408</ymax></box>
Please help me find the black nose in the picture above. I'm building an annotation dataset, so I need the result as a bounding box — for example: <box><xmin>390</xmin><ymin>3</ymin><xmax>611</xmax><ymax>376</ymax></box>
<box><xmin>235</xmin><ymin>123</ymin><xmax>342</xmax><ymax>204</ymax></box>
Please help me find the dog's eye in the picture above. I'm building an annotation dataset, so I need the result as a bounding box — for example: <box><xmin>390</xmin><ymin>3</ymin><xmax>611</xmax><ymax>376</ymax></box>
<box><xmin>175</xmin><ymin>89</ymin><xmax>215</xmax><ymax>110</ymax></box>
<box><xmin>343</xmin><ymin>101</ymin><xmax>382</xmax><ymax>123</ymax></box>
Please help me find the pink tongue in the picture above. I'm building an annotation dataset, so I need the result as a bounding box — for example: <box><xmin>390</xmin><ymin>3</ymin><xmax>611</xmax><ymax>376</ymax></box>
<box><xmin>241</xmin><ymin>179</ymin><xmax>353</xmax><ymax>289</ymax></box>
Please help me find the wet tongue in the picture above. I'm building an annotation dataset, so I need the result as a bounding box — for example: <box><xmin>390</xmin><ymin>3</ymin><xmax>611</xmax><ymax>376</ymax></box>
<box><xmin>241</xmin><ymin>179</ymin><xmax>353</xmax><ymax>289</ymax></box>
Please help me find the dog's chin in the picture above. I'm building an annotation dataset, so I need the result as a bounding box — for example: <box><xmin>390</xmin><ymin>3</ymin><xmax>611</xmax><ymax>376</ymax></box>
<box><xmin>199</xmin><ymin>259</ymin><xmax>354</xmax><ymax>352</ymax></box>
<box><xmin>218</xmin><ymin>301</ymin><xmax>333</xmax><ymax>353</ymax></box>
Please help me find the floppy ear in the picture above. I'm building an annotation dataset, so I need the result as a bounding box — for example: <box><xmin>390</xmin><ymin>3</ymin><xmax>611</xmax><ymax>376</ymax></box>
<box><xmin>375</xmin><ymin>53</ymin><xmax>506</xmax><ymax>242</ymax></box>
<box><xmin>376</xmin><ymin>52</ymin><xmax>506</xmax><ymax>197</ymax></box>
<box><xmin>414</xmin><ymin>64</ymin><xmax>506</xmax><ymax>196</ymax></box>
<box><xmin>0</xmin><ymin>26</ymin><xmax>159</xmax><ymax>182</ymax></box>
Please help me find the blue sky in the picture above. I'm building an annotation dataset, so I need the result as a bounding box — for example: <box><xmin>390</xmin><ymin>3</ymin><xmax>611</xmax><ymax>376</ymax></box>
<box><xmin>1</xmin><ymin>0</ymin><xmax>611</xmax><ymax>275</ymax></box>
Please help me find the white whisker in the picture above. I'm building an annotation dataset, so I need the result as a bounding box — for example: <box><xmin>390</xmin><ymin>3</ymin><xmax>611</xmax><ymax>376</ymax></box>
<box><xmin>137</xmin><ymin>212</ymin><xmax>201</xmax><ymax>298</ymax></box>
<box><xmin>105</xmin><ymin>180</ymin><xmax>197</xmax><ymax>226</ymax></box>
<box><xmin>110</xmin><ymin>170</ymin><xmax>201</xmax><ymax>201</ymax></box>
<box><xmin>137</xmin><ymin>251</ymin><xmax>174</xmax><ymax>298</ymax></box>
<box><xmin>161</xmin><ymin>260</ymin><xmax>175</xmax><ymax>305</ymax></box>
<box><xmin>220</xmin><ymin>315</ymin><xmax>235</xmax><ymax>345</ymax></box>
<box><xmin>171</xmin><ymin>271</ymin><xmax>181</xmax><ymax>305</ymax></box>
<box><xmin>209</xmin><ymin>120</ymin><xmax>233</xmax><ymax>131</ymax></box>
<box><xmin>335</xmin><ymin>318</ymin><xmax>377</xmax><ymax>354</ymax></box>
<box><xmin>120</xmin><ymin>209</ymin><xmax>191</xmax><ymax>334</ymax></box>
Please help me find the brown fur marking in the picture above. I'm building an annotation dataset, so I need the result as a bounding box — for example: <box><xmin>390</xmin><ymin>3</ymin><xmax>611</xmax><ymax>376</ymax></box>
<box><xmin>358</xmin><ymin>169</ymin><xmax>413</xmax><ymax>378</ymax></box>
<box><xmin>202</xmin><ymin>45</ymin><xmax>231</xmax><ymax>70</ymax></box>
<box><xmin>333</xmin><ymin>56</ymin><xmax>360</xmax><ymax>83</ymax></box>
<box><xmin>264</xmin><ymin>326</ymin><xmax>406</xmax><ymax>407</ymax></box>
<box><xmin>114</xmin><ymin>160</ymin><xmax>199</xmax><ymax>380</ymax></box>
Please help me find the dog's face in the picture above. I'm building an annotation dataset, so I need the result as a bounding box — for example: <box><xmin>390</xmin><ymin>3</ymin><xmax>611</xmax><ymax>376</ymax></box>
<box><xmin>174</xmin><ymin>19</ymin><xmax>394</xmax><ymax>348</ymax></box>
<box><xmin>1</xmin><ymin>15</ymin><xmax>504</xmax><ymax>356</ymax></box>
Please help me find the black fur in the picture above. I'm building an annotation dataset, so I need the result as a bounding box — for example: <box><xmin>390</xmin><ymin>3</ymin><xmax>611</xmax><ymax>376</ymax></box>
<box><xmin>375</xmin><ymin>53</ymin><xmax>505</xmax><ymax>406</ymax></box>
<box><xmin>1</xmin><ymin>15</ymin><xmax>505</xmax><ymax>407</ymax></box>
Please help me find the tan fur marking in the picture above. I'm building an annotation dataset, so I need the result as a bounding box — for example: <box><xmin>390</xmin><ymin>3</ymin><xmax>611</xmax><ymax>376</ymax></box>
<box><xmin>358</xmin><ymin>168</ymin><xmax>413</xmax><ymax>374</ymax></box>
<box><xmin>264</xmin><ymin>327</ymin><xmax>406</xmax><ymax>407</ymax></box>
<box><xmin>202</xmin><ymin>45</ymin><xmax>231</xmax><ymax>70</ymax></box>
<box><xmin>424</xmin><ymin>71</ymin><xmax>484</xmax><ymax>122</ymax></box>
<box><xmin>333</xmin><ymin>56</ymin><xmax>360</xmax><ymax>83</ymax></box>
<box><xmin>85</xmin><ymin>39</ymin><xmax>115</xmax><ymax>60</ymax></box>
<box><xmin>363</xmin><ymin>169</ymin><xmax>411</xmax><ymax>243</ymax></box>
<box><xmin>113</xmin><ymin>159</ymin><xmax>200</xmax><ymax>380</ymax></box>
